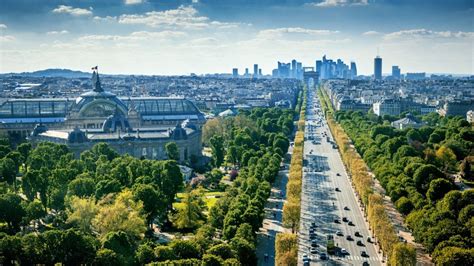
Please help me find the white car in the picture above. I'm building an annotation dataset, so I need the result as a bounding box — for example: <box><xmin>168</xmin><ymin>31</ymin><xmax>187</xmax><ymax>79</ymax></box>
<box><xmin>341</xmin><ymin>248</ymin><xmax>349</xmax><ymax>255</ymax></box>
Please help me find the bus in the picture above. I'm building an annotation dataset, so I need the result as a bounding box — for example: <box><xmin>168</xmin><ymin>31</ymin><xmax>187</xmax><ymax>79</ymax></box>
<box><xmin>327</xmin><ymin>235</ymin><xmax>335</xmax><ymax>255</ymax></box>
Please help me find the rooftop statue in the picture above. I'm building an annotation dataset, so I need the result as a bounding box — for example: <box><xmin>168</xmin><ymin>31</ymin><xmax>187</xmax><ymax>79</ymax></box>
<box><xmin>91</xmin><ymin>66</ymin><xmax>104</xmax><ymax>93</ymax></box>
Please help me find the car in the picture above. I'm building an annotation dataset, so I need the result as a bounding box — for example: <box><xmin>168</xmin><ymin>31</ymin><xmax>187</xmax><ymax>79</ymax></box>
<box><xmin>303</xmin><ymin>262</ymin><xmax>310</xmax><ymax>266</ymax></box>
<box><xmin>311</xmin><ymin>240</ymin><xmax>318</xmax><ymax>247</ymax></box>
<box><xmin>367</xmin><ymin>237</ymin><xmax>372</xmax><ymax>243</ymax></box>
<box><xmin>310</xmin><ymin>222</ymin><xmax>317</xmax><ymax>228</ymax></box>
<box><xmin>310</xmin><ymin>247</ymin><xmax>318</xmax><ymax>254</ymax></box>
<box><xmin>335</xmin><ymin>187</ymin><xmax>340</xmax><ymax>192</ymax></box>
<box><xmin>336</xmin><ymin>231</ymin><xmax>344</xmax><ymax>236</ymax></box>
<box><xmin>342</xmin><ymin>217</ymin><xmax>348</xmax><ymax>222</ymax></box>
<box><xmin>357</xmin><ymin>240</ymin><xmax>364</xmax><ymax>246</ymax></box>
<box><xmin>310</xmin><ymin>233</ymin><xmax>316</xmax><ymax>240</ymax></box>
<box><xmin>355</xmin><ymin>231</ymin><xmax>361</xmax><ymax>237</ymax></box>
<box><xmin>344</xmin><ymin>206</ymin><xmax>350</xmax><ymax>211</ymax></box>
<box><xmin>361</xmin><ymin>251</ymin><xmax>368</xmax><ymax>257</ymax></box>
<box><xmin>302</xmin><ymin>254</ymin><xmax>310</xmax><ymax>262</ymax></box>
<box><xmin>334</xmin><ymin>219</ymin><xmax>340</xmax><ymax>224</ymax></box>
<box><xmin>346</xmin><ymin>235</ymin><xmax>353</xmax><ymax>241</ymax></box>
<box><xmin>336</xmin><ymin>173</ymin><xmax>341</xmax><ymax>176</ymax></box>
<box><xmin>362</xmin><ymin>262</ymin><xmax>370</xmax><ymax>266</ymax></box>
<box><xmin>348</xmin><ymin>221</ymin><xmax>355</xmax><ymax>226</ymax></box>
<box><xmin>309</xmin><ymin>228</ymin><xmax>315</xmax><ymax>234</ymax></box>
<box><xmin>340</xmin><ymin>248</ymin><xmax>349</xmax><ymax>255</ymax></box>
<box><xmin>319</xmin><ymin>253</ymin><xmax>328</xmax><ymax>260</ymax></box>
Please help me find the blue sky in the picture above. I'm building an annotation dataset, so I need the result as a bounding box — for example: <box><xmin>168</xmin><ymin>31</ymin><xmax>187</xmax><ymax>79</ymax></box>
<box><xmin>0</xmin><ymin>0</ymin><xmax>473</xmax><ymax>75</ymax></box>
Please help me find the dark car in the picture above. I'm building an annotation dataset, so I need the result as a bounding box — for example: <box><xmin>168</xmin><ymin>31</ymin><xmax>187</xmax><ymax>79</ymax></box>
<box><xmin>336</xmin><ymin>173</ymin><xmax>341</xmax><ymax>176</ymax></box>
<box><xmin>335</xmin><ymin>187</ymin><xmax>340</xmax><ymax>192</ymax></box>
<box><xmin>362</xmin><ymin>262</ymin><xmax>370</xmax><ymax>266</ymax></box>
<box><xmin>348</xmin><ymin>221</ymin><xmax>355</xmax><ymax>226</ymax></box>
<box><xmin>334</xmin><ymin>219</ymin><xmax>340</xmax><ymax>224</ymax></box>
<box><xmin>357</xmin><ymin>240</ymin><xmax>364</xmax><ymax>246</ymax></box>
<box><xmin>361</xmin><ymin>251</ymin><xmax>368</xmax><ymax>257</ymax></box>
<box><xmin>346</xmin><ymin>235</ymin><xmax>353</xmax><ymax>241</ymax></box>
<box><xmin>319</xmin><ymin>253</ymin><xmax>328</xmax><ymax>260</ymax></box>
<box><xmin>311</xmin><ymin>222</ymin><xmax>317</xmax><ymax>228</ymax></box>
<box><xmin>310</xmin><ymin>233</ymin><xmax>316</xmax><ymax>240</ymax></box>
<box><xmin>355</xmin><ymin>231</ymin><xmax>361</xmax><ymax>237</ymax></box>
<box><xmin>342</xmin><ymin>217</ymin><xmax>348</xmax><ymax>222</ymax></box>
<box><xmin>311</xmin><ymin>240</ymin><xmax>318</xmax><ymax>247</ymax></box>
<box><xmin>367</xmin><ymin>237</ymin><xmax>372</xmax><ymax>243</ymax></box>
<box><xmin>344</xmin><ymin>206</ymin><xmax>350</xmax><ymax>211</ymax></box>
<box><xmin>336</xmin><ymin>231</ymin><xmax>344</xmax><ymax>236</ymax></box>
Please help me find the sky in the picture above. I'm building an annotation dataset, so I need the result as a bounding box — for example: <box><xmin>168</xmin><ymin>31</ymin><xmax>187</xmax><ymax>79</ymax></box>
<box><xmin>0</xmin><ymin>0</ymin><xmax>473</xmax><ymax>75</ymax></box>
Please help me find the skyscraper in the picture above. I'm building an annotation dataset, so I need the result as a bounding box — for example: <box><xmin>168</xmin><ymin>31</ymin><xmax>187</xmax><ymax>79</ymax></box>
<box><xmin>253</xmin><ymin>64</ymin><xmax>259</xmax><ymax>78</ymax></box>
<box><xmin>315</xmin><ymin>60</ymin><xmax>322</xmax><ymax>75</ymax></box>
<box><xmin>374</xmin><ymin>56</ymin><xmax>382</xmax><ymax>80</ymax></box>
<box><xmin>392</xmin><ymin>66</ymin><xmax>401</xmax><ymax>79</ymax></box>
<box><xmin>350</xmin><ymin>62</ymin><xmax>357</xmax><ymax>79</ymax></box>
<box><xmin>232</xmin><ymin>68</ymin><xmax>239</xmax><ymax>78</ymax></box>
<box><xmin>291</xmin><ymin>59</ymin><xmax>297</xmax><ymax>78</ymax></box>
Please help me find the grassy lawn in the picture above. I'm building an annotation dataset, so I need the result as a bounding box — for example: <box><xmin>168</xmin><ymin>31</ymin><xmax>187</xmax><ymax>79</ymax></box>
<box><xmin>173</xmin><ymin>190</ymin><xmax>224</xmax><ymax>212</ymax></box>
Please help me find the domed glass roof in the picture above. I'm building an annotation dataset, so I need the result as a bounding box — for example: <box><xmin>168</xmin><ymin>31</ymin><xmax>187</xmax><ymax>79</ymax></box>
<box><xmin>71</xmin><ymin>69</ymin><xmax>128</xmax><ymax>118</ymax></box>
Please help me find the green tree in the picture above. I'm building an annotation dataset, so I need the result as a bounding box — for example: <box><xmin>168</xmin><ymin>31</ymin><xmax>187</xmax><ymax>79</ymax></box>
<box><xmin>172</xmin><ymin>189</ymin><xmax>206</xmax><ymax>230</ymax></box>
<box><xmin>0</xmin><ymin>235</ymin><xmax>23</xmax><ymax>264</ymax></box>
<box><xmin>94</xmin><ymin>248</ymin><xmax>121</xmax><ymax>266</ymax></box>
<box><xmin>434</xmin><ymin>246</ymin><xmax>474</xmax><ymax>266</ymax></box>
<box><xmin>102</xmin><ymin>231</ymin><xmax>135</xmax><ymax>265</ymax></box>
<box><xmin>169</xmin><ymin>240</ymin><xmax>201</xmax><ymax>259</ymax></box>
<box><xmin>25</xmin><ymin>200</ymin><xmax>46</xmax><ymax>228</ymax></box>
<box><xmin>436</xmin><ymin>145</ymin><xmax>457</xmax><ymax>172</ymax></box>
<box><xmin>165</xmin><ymin>142</ymin><xmax>180</xmax><ymax>161</ymax></box>
<box><xmin>67</xmin><ymin>196</ymin><xmax>98</xmax><ymax>233</ymax></box>
<box><xmin>135</xmin><ymin>243</ymin><xmax>156</xmax><ymax>264</ymax></box>
<box><xmin>92</xmin><ymin>190</ymin><xmax>147</xmax><ymax>239</ymax></box>
<box><xmin>202</xmin><ymin>254</ymin><xmax>224</xmax><ymax>266</ymax></box>
<box><xmin>390</xmin><ymin>243</ymin><xmax>416</xmax><ymax>266</ymax></box>
<box><xmin>207</xmin><ymin>243</ymin><xmax>235</xmax><ymax>260</ymax></box>
<box><xmin>95</xmin><ymin>178</ymin><xmax>122</xmax><ymax>199</ymax></box>
<box><xmin>395</xmin><ymin>197</ymin><xmax>414</xmax><ymax>215</ymax></box>
<box><xmin>132</xmin><ymin>183</ymin><xmax>165</xmax><ymax>227</ymax></box>
<box><xmin>229</xmin><ymin>237</ymin><xmax>256</xmax><ymax>266</ymax></box>
<box><xmin>67</xmin><ymin>176</ymin><xmax>96</xmax><ymax>198</ymax></box>
<box><xmin>413</xmin><ymin>164</ymin><xmax>444</xmax><ymax>193</ymax></box>
<box><xmin>0</xmin><ymin>157</ymin><xmax>17</xmax><ymax>188</ymax></box>
<box><xmin>0</xmin><ymin>193</ymin><xmax>25</xmax><ymax>232</ymax></box>
<box><xmin>210</xmin><ymin>135</ymin><xmax>225</xmax><ymax>168</ymax></box>
<box><xmin>426</xmin><ymin>178</ymin><xmax>454</xmax><ymax>203</ymax></box>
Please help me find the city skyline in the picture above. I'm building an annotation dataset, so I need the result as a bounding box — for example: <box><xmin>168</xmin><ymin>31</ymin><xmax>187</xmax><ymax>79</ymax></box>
<box><xmin>1</xmin><ymin>0</ymin><xmax>473</xmax><ymax>75</ymax></box>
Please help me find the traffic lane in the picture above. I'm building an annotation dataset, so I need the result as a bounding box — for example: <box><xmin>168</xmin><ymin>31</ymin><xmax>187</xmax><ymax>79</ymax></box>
<box><xmin>321</xmin><ymin>120</ymin><xmax>380</xmax><ymax>263</ymax></box>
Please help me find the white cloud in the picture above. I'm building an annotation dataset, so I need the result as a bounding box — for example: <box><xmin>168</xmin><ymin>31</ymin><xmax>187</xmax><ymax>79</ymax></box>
<box><xmin>310</xmin><ymin>0</ymin><xmax>368</xmax><ymax>7</ymax></box>
<box><xmin>384</xmin><ymin>29</ymin><xmax>474</xmax><ymax>40</ymax></box>
<box><xmin>0</xmin><ymin>24</ymin><xmax>7</xmax><ymax>29</ymax></box>
<box><xmin>0</xmin><ymin>35</ymin><xmax>15</xmax><ymax>42</ymax></box>
<box><xmin>362</xmin><ymin>30</ymin><xmax>380</xmax><ymax>36</ymax></box>
<box><xmin>124</xmin><ymin>0</ymin><xmax>143</xmax><ymax>5</ymax></box>
<box><xmin>47</xmin><ymin>30</ymin><xmax>69</xmax><ymax>35</ymax></box>
<box><xmin>117</xmin><ymin>5</ymin><xmax>241</xmax><ymax>29</ymax></box>
<box><xmin>93</xmin><ymin>16</ymin><xmax>117</xmax><ymax>22</ymax></box>
<box><xmin>257</xmin><ymin>27</ymin><xmax>339</xmax><ymax>40</ymax></box>
<box><xmin>77</xmin><ymin>31</ymin><xmax>186</xmax><ymax>42</ymax></box>
<box><xmin>52</xmin><ymin>5</ymin><xmax>92</xmax><ymax>16</ymax></box>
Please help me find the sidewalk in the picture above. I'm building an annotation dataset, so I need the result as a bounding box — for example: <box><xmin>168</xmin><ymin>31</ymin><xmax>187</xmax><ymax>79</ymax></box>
<box><xmin>256</xmin><ymin>149</ymin><xmax>292</xmax><ymax>265</ymax></box>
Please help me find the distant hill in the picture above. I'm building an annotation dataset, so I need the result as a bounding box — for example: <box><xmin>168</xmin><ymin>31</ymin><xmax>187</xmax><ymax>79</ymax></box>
<box><xmin>2</xmin><ymin>68</ymin><xmax>91</xmax><ymax>78</ymax></box>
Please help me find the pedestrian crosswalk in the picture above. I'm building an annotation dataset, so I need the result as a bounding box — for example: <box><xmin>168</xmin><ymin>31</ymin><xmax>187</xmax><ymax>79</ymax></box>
<box><xmin>306</xmin><ymin>254</ymin><xmax>383</xmax><ymax>262</ymax></box>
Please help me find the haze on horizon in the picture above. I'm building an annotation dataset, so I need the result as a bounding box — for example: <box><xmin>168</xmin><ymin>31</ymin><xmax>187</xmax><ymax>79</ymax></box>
<box><xmin>0</xmin><ymin>0</ymin><xmax>473</xmax><ymax>76</ymax></box>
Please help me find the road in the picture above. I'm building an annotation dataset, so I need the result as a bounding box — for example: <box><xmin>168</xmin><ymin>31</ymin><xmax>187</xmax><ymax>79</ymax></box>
<box><xmin>297</xmin><ymin>88</ymin><xmax>383</xmax><ymax>266</ymax></box>
<box><xmin>256</xmin><ymin>144</ymin><xmax>293</xmax><ymax>265</ymax></box>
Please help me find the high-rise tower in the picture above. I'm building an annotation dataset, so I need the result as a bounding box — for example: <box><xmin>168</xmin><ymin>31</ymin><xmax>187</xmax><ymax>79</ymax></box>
<box><xmin>374</xmin><ymin>56</ymin><xmax>382</xmax><ymax>80</ymax></box>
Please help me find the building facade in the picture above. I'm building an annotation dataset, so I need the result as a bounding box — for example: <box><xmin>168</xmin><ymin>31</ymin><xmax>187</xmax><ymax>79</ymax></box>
<box><xmin>1</xmin><ymin>70</ymin><xmax>205</xmax><ymax>162</ymax></box>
